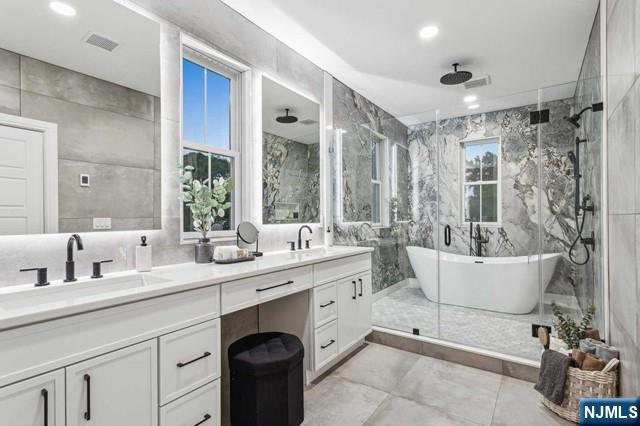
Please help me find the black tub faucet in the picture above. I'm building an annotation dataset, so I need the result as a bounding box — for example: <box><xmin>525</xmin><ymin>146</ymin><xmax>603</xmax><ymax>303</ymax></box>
<box><xmin>297</xmin><ymin>225</ymin><xmax>312</xmax><ymax>250</ymax></box>
<box><xmin>65</xmin><ymin>234</ymin><xmax>84</xmax><ymax>282</ymax></box>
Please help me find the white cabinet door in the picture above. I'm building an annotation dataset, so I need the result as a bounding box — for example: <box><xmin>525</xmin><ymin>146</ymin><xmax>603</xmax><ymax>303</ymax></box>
<box><xmin>356</xmin><ymin>273</ymin><xmax>372</xmax><ymax>339</ymax></box>
<box><xmin>66</xmin><ymin>340</ymin><xmax>158</xmax><ymax>426</ymax></box>
<box><xmin>0</xmin><ymin>369</ymin><xmax>64</xmax><ymax>425</ymax></box>
<box><xmin>337</xmin><ymin>276</ymin><xmax>359</xmax><ymax>352</ymax></box>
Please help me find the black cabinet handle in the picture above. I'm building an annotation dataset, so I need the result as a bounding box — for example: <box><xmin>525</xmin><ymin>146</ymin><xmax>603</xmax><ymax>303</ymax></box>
<box><xmin>320</xmin><ymin>300</ymin><xmax>335</xmax><ymax>308</ymax></box>
<box><xmin>256</xmin><ymin>280</ymin><xmax>294</xmax><ymax>292</ymax></box>
<box><xmin>444</xmin><ymin>225</ymin><xmax>451</xmax><ymax>247</ymax></box>
<box><xmin>358</xmin><ymin>278</ymin><xmax>363</xmax><ymax>297</ymax></box>
<box><xmin>83</xmin><ymin>374</ymin><xmax>91</xmax><ymax>421</ymax></box>
<box><xmin>321</xmin><ymin>339</ymin><xmax>335</xmax><ymax>349</ymax></box>
<box><xmin>352</xmin><ymin>281</ymin><xmax>357</xmax><ymax>299</ymax></box>
<box><xmin>194</xmin><ymin>414</ymin><xmax>212</xmax><ymax>426</ymax></box>
<box><xmin>41</xmin><ymin>389</ymin><xmax>48</xmax><ymax>426</ymax></box>
<box><xmin>177</xmin><ymin>351</ymin><xmax>211</xmax><ymax>368</ymax></box>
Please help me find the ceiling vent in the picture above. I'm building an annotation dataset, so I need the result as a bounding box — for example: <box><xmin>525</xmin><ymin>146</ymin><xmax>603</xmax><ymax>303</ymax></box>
<box><xmin>298</xmin><ymin>119</ymin><xmax>318</xmax><ymax>125</ymax></box>
<box><xmin>84</xmin><ymin>33</ymin><xmax>119</xmax><ymax>52</ymax></box>
<box><xmin>464</xmin><ymin>75</ymin><xmax>491</xmax><ymax>90</ymax></box>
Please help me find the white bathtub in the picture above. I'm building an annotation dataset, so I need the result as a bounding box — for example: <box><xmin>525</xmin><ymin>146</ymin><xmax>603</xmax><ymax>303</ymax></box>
<box><xmin>406</xmin><ymin>246</ymin><xmax>561</xmax><ymax>314</ymax></box>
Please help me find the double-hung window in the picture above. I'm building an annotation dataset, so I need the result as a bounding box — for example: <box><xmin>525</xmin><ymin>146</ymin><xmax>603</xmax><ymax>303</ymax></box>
<box><xmin>181</xmin><ymin>48</ymin><xmax>241</xmax><ymax>239</ymax></box>
<box><xmin>461</xmin><ymin>138</ymin><xmax>501</xmax><ymax>225</ymax></box>
<box><xmin>371</xmin><ymin>137</ymin><xmax>382</xmax><ymax>226</ymax></box>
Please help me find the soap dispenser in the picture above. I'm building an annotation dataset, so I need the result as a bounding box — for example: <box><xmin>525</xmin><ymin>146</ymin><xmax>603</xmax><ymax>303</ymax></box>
<box><xmin>136</xmin><ymin>236</ymin><xmax>152</xmax><ymax>272</ymax></box>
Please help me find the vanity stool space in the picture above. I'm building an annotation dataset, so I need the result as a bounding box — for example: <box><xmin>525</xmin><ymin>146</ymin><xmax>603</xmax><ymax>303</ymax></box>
<box><xmin>0</xmin><ymin>247</ymin><xmax>372</xmax><ymax>426</ymax></box>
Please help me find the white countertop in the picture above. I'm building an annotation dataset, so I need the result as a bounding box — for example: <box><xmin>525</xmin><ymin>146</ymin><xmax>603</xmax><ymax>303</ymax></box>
<box><xmin>0</xmin><ymin>245</ymin><xmax>372</xmax><ymax>332</ymax></box>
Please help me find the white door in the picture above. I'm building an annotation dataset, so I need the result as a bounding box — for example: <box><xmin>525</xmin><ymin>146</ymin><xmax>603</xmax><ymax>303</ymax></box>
<box><xmin>0</xmin><ymin>125</ymin><xmax>44</xmax><ymax>235</ymax></box>
<box><xmin>0</xmin><ymin>369</ymin><xmax>65</xmax><ymax>426</ymax></box>
<box><xmin>337</xmin><ymin>276</ymin><xmax>360</xmax><ymax>352</ymax></box>
<box><xmin>356</xmin><ymin>273</ymin><xmax>373</xmax><ymax>339</ymax></box>
<box><xmin>66</xmin><ymin>340</ymin><xmax>158</xmax><ymax>426</ymax></box>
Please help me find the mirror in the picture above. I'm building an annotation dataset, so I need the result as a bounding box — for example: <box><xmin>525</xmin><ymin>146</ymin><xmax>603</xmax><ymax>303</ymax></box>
<box><xmin>0</xmin><ymin>0</ymin><xmax>160</xmax><ymax>235</ymax></box>
<box><xmin>236</xmin><ymin>221</ymin><xmax>262</xmax><ymax>256</ymax></box>
<box><xmin>262</xmin><ymin>77</ymin><xmax>320</xmax><ymax>224</ymax></box>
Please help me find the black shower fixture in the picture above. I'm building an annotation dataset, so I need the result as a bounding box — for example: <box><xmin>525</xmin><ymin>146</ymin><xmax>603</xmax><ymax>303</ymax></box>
<box><xmin>276</xmin><ymin>108</ymin><xmax>298</xmax><ymax>124</ymax></box>
<box><xmin>440</xmin><ymin>63</ymin><xmax>473</xmax><ymax>85</ymax></box>
<box><xmin>563</xmin><ymin>102</ymin><xmax>604</xmax><ymax>128</ymax></box>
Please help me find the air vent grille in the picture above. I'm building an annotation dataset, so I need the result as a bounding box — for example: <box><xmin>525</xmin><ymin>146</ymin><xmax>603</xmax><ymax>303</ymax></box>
<box><xmin>298</xmin><ymin>119</ymin><xmax>318</xmax><ymax>125</ymax></box>
<box><xmin>84</xmin><ymin>33</ymin><xmax>119</xmax><ymax>52</ymax></box>
<box><xmin>464</xmin><ymin>75</ymin><xmax>492</xmax><ymax>90</ymax></box>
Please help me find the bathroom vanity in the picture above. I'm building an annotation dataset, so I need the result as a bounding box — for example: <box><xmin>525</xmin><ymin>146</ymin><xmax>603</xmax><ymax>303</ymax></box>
<box><xmin>0</xmin><ymin>246</ymin><xmax>372</xmax><ymax>425</ymax></box>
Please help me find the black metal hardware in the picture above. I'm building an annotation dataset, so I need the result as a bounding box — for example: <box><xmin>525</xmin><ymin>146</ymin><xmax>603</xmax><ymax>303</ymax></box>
<box><xmin>83</xmin><ymin>374</ymin><xmax>91</xmax><ymax>421</ymax></box>
<box><xmin>19</xmin><ymin>267</ymin><xmax>49</xmax><ymax>287</ymax></box>
<box><xmin>358</xmin><ymin>278</ymin><xmax>363</xmax><ymax>297</ymax></box>
<box><xmin>297</xmin><ymin>225</ymin><xmax>312</xmax><ymax>250</ymax></box>
<box><xmin>287</xmin><ymin>241</ymin><xmax>296</xmax><ymax>251</ymax></box>
<box><xmin>194</xmin><ymin>414</ymin><xmax>212</xmax><ymax>426</ymax></box>
<box><xmin>444</xmin><ymin>225</ymin><xmax>451</xmax><ymax>246</ymax></box>
<box><xmin>321</xmin><ymin>339</ymin><xmax>335</xmax><ymax>349</ymax></box>
<box><xmin>581</xmin><ymin>231</ymin><xmax>596</xmax><ymax>250</ymax></box>
<box><xmin>91</xmin><ymin>260</ymin><xmax>113</xmax><ymax>279</ymax></box>
<box><xmin>412</xmin><ymin>328</ymin><xmax>420</xmax><ymax>336</ymax></box>
<box><xmin>352</xmin><ymin>281</ymin><xmax>357</xmax><ymax>300</ymax></box>
<box><xmin>41</xmin><ymin>389</ymin><xmax>48</xmax><ymax>426</ymax></box>
<box><xmin>320</xmin><ymin>300</ymin><xmax>335</xmax><ymax>308</ymax></box>
<box><xmin>326</xmin><ymin>226</ymin><xmax>331</xmax><ymax>233</ymax></box>
<box><xmin>177</xmin><ymin>351</ymin><xmax>211</xmax><ymax>368</ymax></box>
<box><xmin>256</xmin><ymin>280</ymin><xmax>294</xmax><ymax>292</ymax></box>
<box><xmin>592</xmin><ymin>102</ymin><xmax>604</xmax><ymax>112</ymax></box>
<box><xmin>305</xmin><ymin>239</ymin><xmax>312</xmax><ymax>249</ymax></box>
<box><xmin>529</xmin><ymin>109</ymin><xmax>550</xmax><ymax>125</ymax></box>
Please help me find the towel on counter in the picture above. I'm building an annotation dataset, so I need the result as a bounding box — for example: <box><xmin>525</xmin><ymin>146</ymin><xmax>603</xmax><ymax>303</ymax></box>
<box><xmin>534</xmin><ymin>349</ymin><xmax>571</xmax><ymax>405</ymax></box>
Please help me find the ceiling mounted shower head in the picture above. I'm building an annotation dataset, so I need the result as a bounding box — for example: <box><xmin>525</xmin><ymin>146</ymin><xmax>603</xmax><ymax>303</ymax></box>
<box><xmin>276</xmin><ymin>108</ymin><xmax>298</xmax><ymax>124</ymax></box>
<box><xmin>440</xmin><ymin>63</ymin><xmax>473</xmax><ymax>85</ymax></box>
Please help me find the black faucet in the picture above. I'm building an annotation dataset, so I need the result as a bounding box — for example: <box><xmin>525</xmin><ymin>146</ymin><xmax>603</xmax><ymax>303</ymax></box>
<box><xmin>469</xmin><ymin>223</ymin><xmax>489</xmax><ymax>257</ymax></box>
<box><xmin>297</xmin><ymin>225</ymin><xmax>312</xmax><ymax>250</ymax></box>
<box><xmin>65</xmin><ymin>234</ymin><xmax>84</xmax><ymax>282</ymax></box>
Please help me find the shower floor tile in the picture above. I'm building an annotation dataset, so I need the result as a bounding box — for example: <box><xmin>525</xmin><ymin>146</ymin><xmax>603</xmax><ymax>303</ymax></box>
<box><xmin>372</xmin><ymin>287</ymin><xmax>580</xmax><ymax>361</ymax></box>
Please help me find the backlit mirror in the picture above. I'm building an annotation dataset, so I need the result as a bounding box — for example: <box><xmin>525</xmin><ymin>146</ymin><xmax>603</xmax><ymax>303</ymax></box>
<box><xmin>262</xmin><ymin>77</ymin><xmax>320</xmax><ymax>224</ymax></box>
<box><xmin>0</xmin><ymin>0</ymin><xmax>160</xmax><ymax>235</ymax></box>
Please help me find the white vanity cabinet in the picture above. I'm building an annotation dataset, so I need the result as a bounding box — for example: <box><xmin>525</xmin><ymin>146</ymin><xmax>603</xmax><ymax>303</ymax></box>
<box><xmin>66</xmin><ymin>340</ymin><xmax>158</xmax><ymax>426</ymax></box>
<box><xmin>0</xmin><ymin>369</ymin><xmax>65</xmax><ymax>426</ymax></box>
<box><xmin>337</xmin><ymin>272</ymin><xmax>372</xmax><ymax>352</ymax></box>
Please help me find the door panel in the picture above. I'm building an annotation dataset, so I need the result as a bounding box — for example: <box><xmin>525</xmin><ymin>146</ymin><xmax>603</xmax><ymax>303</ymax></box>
<box><xmin>337</xmin><ymin>276</ymin><xmax>359</xmax><ymax>352</ymax></box>
<box><xmin>0</xmin><ymin>369</ymin><xmax>65</xmax><ymax>425</ymax></box>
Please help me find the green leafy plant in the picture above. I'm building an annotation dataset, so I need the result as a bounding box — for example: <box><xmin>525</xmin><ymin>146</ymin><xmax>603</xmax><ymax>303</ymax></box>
<box><xmin>551</xmin><ymin>302</ymin><xmax>596</xmax><ymax>349</ymax></box>
<box><xmin>179</xmin><ymin>165</ymin><xmax>232</xmax><ymax>240</ymax></box>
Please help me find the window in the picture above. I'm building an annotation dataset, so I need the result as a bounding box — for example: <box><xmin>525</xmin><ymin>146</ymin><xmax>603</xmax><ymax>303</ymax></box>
<box><xmin>391</xmin><ymin>143</ymin><xmax>410</xmax><ymax>222</ymax></box>
<box><xmin>461</xmin><ymin>138</ymin><xmax>500</xmax><ymax>224</ymax></box>
<box><xmin>371</xmin><ymin>137</ymin><xmax>382</xmax><ymax>226</ymax></box>
<box><xmin>181</xmin><ymin>48</ymin><xmax>241</xmax><ymax>238</ymax></box>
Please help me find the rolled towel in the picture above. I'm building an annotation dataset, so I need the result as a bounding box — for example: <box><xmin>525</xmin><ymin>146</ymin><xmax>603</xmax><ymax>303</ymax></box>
<box><xmin>213</xmin><ymin>245</ymin><xmax>240</xmax><ymax>261</ymax></box>
<box><xmin>571</xmin><ymin>349</ymin><xmax>586</xmax><ymax>369</ymax></box>
<box><xmin>535</xmin><ymin>349</ymin><xmax>571</xmax><ymax>405</ymax></box>
<box><xmin>579</xmin><ymin>338</ymin><xmax>604</xmax><ymax>354</ymax></box>
<box><xmin>584</xmin><ymin>328</ymin><xmax>601</xmax><ymax>340</ymax></box>
<box><xmin>595</xmin><ymin>345</ymin><xmax>620</xmax><ymax>364</ymax></box>
<box><xmin>582</xmin><ymin>353</ymin><xmax>606</xmax><ymax>371</ymax></box>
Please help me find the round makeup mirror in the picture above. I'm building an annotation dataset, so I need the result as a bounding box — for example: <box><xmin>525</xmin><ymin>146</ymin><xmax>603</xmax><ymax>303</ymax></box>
<box><xmin>236</xmin><ymin>221</ymin><xmax>263</xmax><ymax>256</ymax></box>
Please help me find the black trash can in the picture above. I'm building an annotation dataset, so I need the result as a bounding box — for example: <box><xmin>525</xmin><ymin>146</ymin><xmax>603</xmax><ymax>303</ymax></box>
<box><xmin>229</xmin><ymin>332</ymin><xmax>304</xmax><ymax>426</ymax></box>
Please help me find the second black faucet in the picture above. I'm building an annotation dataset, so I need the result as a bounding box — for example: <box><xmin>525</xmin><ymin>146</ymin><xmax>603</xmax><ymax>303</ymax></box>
<box><xmin>65</xmin><ymin>234</ymin><xmax>84</xmax><ymax>282</ymax></box>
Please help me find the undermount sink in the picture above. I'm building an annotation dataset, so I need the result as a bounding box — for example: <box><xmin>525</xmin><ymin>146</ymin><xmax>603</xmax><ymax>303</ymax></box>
<box><xmin>0</xmin><ymin>273</ymin><xmax>170</xmax><ymax>314</ymax></box>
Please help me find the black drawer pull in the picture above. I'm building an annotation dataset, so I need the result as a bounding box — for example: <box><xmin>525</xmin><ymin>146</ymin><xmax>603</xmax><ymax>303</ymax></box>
<box><xmin>83</xmin><ymin>374</ymin><xmax>91</xmax><ymax>421</ymax></box>
<box><xmin>41</xmin><ymin>389</ymin><xmax>48</xmax><ymax>426</ymax></box>
<box><xmin>320</xmin><ymin>300</ymin><xmax>335</xmax><ymax>308</ymax></box>
<box><xmin>358</xmin><ymin>278</ymin><xmax>363</xmax><ymax>297</ymax></box>
<box><xmin>321</xmin><ymin>339</ymin><xmax>335</xmax><ymax>349</ymax></box>
<box><xmin>256</xmin><ymin>280</ymin><xmax>294</xmax><ymax>292</ymax></box>
<box><xmin>352</xmin><ymin>281</ymin><xmax>357</xmax><ymax>299</ymax></box>
<box><xmin>177</xmin><ymin>351</ymin><xmax>211</xmax><ymax>368</ymax></box>
<box><xmin>194</xmin><ymin>414</ymin><xmax>212</xmax><ymax>426</ymax></box>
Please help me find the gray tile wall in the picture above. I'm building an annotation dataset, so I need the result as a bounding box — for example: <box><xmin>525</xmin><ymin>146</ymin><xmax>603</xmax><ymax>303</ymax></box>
<box><xmin>606</xmin><ymin>0</ymin><xmax>640</xmax><ymax>397</ymax></box>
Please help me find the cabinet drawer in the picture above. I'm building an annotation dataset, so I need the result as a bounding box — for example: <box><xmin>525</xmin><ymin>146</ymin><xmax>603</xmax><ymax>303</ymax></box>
<box><xmin>313</xmin><ymin>282</ymin><xmax>337</xmax><ymax>328</ymax></box>
<box><xmin>159</xmin><ymin>319</ymin><xmax>221</xmax><ymax>405</ymax></box>
<box><xmin>314</xmin><ymin>254</ymin><xmax>371</xmax><ymax>285</ymax></box>
<box><xmin>314</xmin><ymin>320</ymin><xmax>338</xmax><ymax>370</ymax></box>
<box><xmin>160</xmin><ymin>380</ymin><xmax>220</xmax><ymax>426</ymax></box>
<box><xmin>221</xmin><ymin>266</ymin><xmax>312</xmax><ymax>314</ymax></box>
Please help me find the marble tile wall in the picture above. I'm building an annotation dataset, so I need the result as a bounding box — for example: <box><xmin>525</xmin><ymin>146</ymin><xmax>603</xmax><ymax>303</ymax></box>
<box><xmin>262</xmin><ymin>132</ymin><xmax>320</xmax><ymax>224</ymax></box>
<box><xmin>605</xmin><ymin>0</ymin><xmax>640</xmax><ymax>397</ymax></box>
<box><xmin>0</xmin><ymin>49</ymin><xmax>161</xmax><ymax>233</ymax></box>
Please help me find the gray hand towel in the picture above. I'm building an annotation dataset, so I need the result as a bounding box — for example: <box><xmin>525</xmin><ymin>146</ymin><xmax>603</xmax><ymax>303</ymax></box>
<box><xmin>534</xmin><ymin>349</ymin><xmax>571</xmax><ymax>405</ymax></box>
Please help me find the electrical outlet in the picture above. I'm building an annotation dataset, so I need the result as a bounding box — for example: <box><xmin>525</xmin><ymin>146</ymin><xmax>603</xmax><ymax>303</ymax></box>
<box><xmin>531</xmin><ymin>324</ymin><xmax>551</xmax><ymax>338</ymax></box>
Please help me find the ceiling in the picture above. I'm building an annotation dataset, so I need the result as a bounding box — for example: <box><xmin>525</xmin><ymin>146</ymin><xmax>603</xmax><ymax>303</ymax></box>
<box><xmin>221</xmin><ymin>0</ymin><xmax>599</xmax><ymax>122</ymax></box>
<box><xmin>262</xmin><ymin>77</ymin><xmax>320</xmax><ymax>144</ymax></box>
<box><xmin>0</xmin><ymin>0</ymin><xmax>160</xmax><ymax>96</ymax></box>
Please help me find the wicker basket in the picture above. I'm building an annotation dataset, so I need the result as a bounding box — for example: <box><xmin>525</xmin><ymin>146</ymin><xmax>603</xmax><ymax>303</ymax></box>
<box><xmin>542</xmin><ymin>367</ymin><xmax>618</xmax><ymax>423</ymax></box>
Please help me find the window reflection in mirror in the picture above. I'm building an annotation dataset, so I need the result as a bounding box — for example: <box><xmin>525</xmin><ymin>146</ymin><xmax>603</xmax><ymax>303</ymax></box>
<box><xmin>261</xmin><ymin>77</ymin><xmax>320</xmax><ymax>224</ymax></box>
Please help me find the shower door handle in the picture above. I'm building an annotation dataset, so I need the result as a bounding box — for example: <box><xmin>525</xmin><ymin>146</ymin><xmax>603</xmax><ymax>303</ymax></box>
<box><xmin>444</xmin><ymin>225</ymin><xmax>451</xmax><ymax>246</ymax></box>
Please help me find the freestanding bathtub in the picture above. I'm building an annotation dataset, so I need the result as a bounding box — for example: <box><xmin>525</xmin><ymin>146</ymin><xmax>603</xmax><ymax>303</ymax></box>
<box><xmin>406</xmin><ymin>246</ymin><xmax>561</xmax><ymax>314</ymax></box>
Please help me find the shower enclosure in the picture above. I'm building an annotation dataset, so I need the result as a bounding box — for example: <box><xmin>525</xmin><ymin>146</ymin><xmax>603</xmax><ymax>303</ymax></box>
<box><xmin>331</xmin><ymin>76</ymin><xmax>605</xmax><ymax>362</ymax></box>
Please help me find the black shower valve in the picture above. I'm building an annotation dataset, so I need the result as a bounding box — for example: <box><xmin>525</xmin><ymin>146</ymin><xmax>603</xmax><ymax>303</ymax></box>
<box><xmin>581</xmin><ymin>232</ymin><xmax>596</xmax><ymax>250</ymax></box>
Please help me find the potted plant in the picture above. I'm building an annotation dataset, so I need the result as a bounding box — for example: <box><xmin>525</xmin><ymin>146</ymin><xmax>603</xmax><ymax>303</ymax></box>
<box><xmin>179</xmin><ymin>165</ymin><xmax>232</xmax><ymax>263</ymax></box>
<box><xmin>551</xmin><ymin>302</ymin><xmax>596</xmax><ymax>349</ymax></box>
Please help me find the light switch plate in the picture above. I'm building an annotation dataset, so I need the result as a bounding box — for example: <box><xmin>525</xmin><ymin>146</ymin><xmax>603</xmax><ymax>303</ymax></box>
<box><xmin>93</xmin><ymin>217</ymin><xmax>112</xmax><ymax>230</ymax></box>
<box><xmin>80</xmin><ymin>174</ymin><xmax>90</xmax><ymax>187</ymax></box>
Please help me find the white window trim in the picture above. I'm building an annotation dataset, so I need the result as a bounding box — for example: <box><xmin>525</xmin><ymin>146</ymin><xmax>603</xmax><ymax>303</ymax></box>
<box><xmin>391</xmin><ymin>143</ymin><xmax>410</xmax><ymax>223</ymax></box>
<box><xmin>459</xmin><ymin>136</ymin><xmax>502</xmax><ymax>227</ymax></box>
<box><xmin>180</xmin><ymin>35</ymin><xmax>250</xmax><ymax>241</ymax></box>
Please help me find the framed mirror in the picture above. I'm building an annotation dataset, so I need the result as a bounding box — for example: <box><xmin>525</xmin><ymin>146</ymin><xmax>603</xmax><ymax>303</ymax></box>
<box><xmin>0</xmin><ymin>0</ymin><xmax>160</xmax><ymax>235</ymax></box>
<box><xmin>261</xmin><ymin>76</ymin><xmax>320</xmax><ymax>224</ymax></box>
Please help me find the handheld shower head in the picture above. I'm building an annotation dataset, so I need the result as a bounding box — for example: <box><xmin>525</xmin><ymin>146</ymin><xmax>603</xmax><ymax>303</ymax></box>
<box><xmin>568</xmin><ymin>151</ymin><xmax>577</xmax><ymax>165</ymax></box>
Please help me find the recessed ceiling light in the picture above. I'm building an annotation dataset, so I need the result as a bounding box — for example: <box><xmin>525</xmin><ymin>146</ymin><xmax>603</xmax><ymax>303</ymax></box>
<box><xmin>468</xmin><ymin>104</ymin><xmax>480</xmax><ymax>110</ymax></box>
<box><xmin>419</xmin><ymin>26</ymin><xmax>439</xmax><ymax>39</ymax></box>
<box><xmin>49</xmin><ymin>1</ymin><xmax>76</xmax><ymax>16</ymax></box>
<box><xmin>464</xmin><ymin>95</ymin><xmax>478</xmax><ymax>103</ymax></box>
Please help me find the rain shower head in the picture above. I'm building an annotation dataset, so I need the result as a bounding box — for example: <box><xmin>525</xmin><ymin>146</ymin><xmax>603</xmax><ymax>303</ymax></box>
<box><xmin>440</xmin><ymin>63</ymin><xmax>473</xmax><ymax>85</ymax></box>
<box><xmin>276</xmin><ymin>108</ymin><xmax>298</xmax><ymax>124</ymax></box>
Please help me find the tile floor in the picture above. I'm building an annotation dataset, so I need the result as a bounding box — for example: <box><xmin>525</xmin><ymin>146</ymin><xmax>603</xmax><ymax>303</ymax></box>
<box><xmin>303</xmin><ymin>343</ymin><xmax>572</xmax><ymax>426</ymax></box>
<box><xmin>373</xmin><ymin>287</ymin><xmax>581</xmax><ymax>360</ymax></box>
